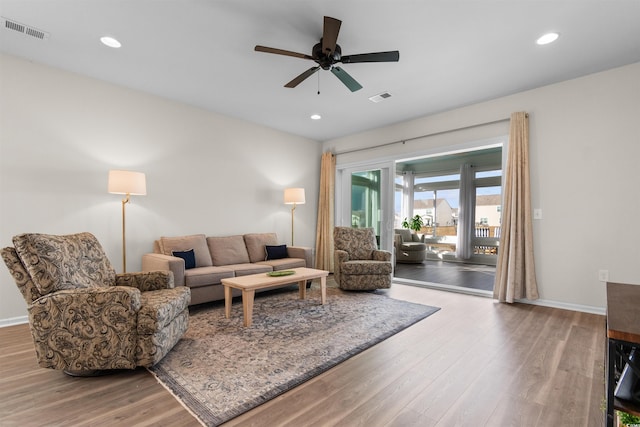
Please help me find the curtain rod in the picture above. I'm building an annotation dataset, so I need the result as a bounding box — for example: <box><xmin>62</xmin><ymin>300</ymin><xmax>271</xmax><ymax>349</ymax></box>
<box><xmin>335</xmin><ymin>116</ymin><xmax>514</xmax><ymax>156</ymax></box>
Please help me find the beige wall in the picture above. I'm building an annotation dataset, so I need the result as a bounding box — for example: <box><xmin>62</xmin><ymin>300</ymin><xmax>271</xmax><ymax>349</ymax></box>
<box><xmin>0</xmin><ymin>53</ymin><xmax>321</xmax><ymax>322</ymax></box>
<box><xmin>324</xmin><ymin>62</ymin><xmax>640</xmax><ymax>311</ymax></box>
<box><xmin>2</xmin><ymin>51</ymin><xmax>638</xmax><ymax>319</ymax></box>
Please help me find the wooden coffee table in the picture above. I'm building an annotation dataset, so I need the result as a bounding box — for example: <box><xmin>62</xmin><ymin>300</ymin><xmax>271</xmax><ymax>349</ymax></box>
<box><xmin>221</xmin><ymin>267</ymin><xmax>329</xmax><ymax>327</ymax></box>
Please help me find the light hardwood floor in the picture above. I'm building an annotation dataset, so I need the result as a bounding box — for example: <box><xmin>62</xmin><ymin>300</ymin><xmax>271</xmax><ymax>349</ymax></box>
<box><xmin>0</xmin><ymin>283</ymin><xmax>606</xmax><ymax>426</ymax></box>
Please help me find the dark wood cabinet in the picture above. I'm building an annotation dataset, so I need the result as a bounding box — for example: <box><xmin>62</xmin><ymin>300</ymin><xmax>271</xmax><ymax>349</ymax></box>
<box><xmin>606</xmin><ymin>282</ymin><xmax>640</xmax><ymax>426</ymax></box>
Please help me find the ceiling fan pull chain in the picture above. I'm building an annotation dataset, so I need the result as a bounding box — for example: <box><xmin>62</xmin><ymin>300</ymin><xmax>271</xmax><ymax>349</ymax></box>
<box><xmin>317</xmin><ymin>70</ymin><xmax>321</xmax><ymax>95</ymax></box>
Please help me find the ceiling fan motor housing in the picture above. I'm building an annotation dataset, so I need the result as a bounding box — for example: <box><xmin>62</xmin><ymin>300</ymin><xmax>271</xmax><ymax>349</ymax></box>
<box><xmin>313</xmin><ymin>40</ymin><xmax>341</xmax><ymax>70</ymax></box>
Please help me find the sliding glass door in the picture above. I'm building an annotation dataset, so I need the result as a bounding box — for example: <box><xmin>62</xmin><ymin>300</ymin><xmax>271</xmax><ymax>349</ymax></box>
<box><xmin>395</xmin><ymin>146</ymin><xmax>503</xmax><ymax>265</ymax></box>
<box><xmin>337</xmin><ymin>162</ymin><xmax>394</xmax><ymax>252</ymax></box>
<box><xmin>351</xmin><ymin>170</ymin><xmax>381</xmax><ymax>235</ymax></box>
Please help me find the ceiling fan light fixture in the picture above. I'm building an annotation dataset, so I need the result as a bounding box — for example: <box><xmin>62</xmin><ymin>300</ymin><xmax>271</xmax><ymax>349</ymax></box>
<box><xmin>100</xmin><ymin>36</ymin><xmax>122</xmax><ymax>48</ymax></box>
<box><xmin>310</xmin><ymin>114</ymin><xmax>322</xmax><ymax>120</ymax></box>
<box><xmin>536</xmin><ymin>32</ymin><xmax>559</xmax><ymax>45</ymax></box>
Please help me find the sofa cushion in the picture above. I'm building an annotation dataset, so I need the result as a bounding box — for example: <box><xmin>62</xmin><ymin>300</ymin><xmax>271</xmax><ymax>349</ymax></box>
<box><xmin>257</xmin><ymin>258</ymin><xmax>306</xmax><ymax>270</ymax></box>
<box><xmin>207</xmin><ymin>235</ymin><xmax>250</xmax><ymax>266</ymax></box>
<box><xmin>226</xmin><ymin>263</ymin><xmax>272</xmax><ymax>276</ymax></box>
<box><xmin>172</xmin><ymin>249</ymin><xmax>196</xmax><ymax>269</ymax></box>
<box><xmin>184</xmin><ymin>266</ymin><xmax>234</xmax><ymax>288</ymax></box>
<box><xmin>12</xmin><ymin>232</ymin><xmax>116</xmax><ymax>295</ymax></box>
<box><xmin>244</xmin><ymin>233</ymin><xmax>279</xmax><ymax>263</ymax></box>
<box><xmin>265</xmin><ymin>244</ymin><xmax>287</xmax><ymax>260</ymax></box>
<box><xmin>160</xmin><ymin>234</ymin><xmax>212</xmax><ymax>268</ymax></box>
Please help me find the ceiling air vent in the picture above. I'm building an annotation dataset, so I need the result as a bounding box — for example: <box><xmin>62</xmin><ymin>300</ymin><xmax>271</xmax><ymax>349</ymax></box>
<box><xmin>368</xmin><ymin>92</ymin><xmax>392</xmax><ymax>103</ymax></box>
<box><xmin>1</xmin><ymin>17</ymin><xmax>49</xmax><ymax>40</ymax></box>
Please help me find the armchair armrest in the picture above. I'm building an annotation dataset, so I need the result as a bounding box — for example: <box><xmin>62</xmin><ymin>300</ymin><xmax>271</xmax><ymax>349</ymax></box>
<box><xmin>287</xmin><ymin>246</ymin><xmax>314</xmax><ymax>269</ymax></box>
<box><xmin>28</xmin><ymin>286</ymin><xmax>142</xmax><ymax>370</ymax></box>
<box><xmin>335</xmin><ymin>249</ymin><xmax>350</xmax><ymax>263</ymax></box>
<box><xmin>372</xmin><ymin>250</ymin><xmax>392</xmax><ymax>262</ymax></box>
<box><xmin>31</xmin><ymin>286</ymin><xmax>142</xmax><ymax>318</ymax></box>
<box><xmin>142</xmin><ymin>253</ymin><xmax>185</xmax><ymax>286</ymax></box>
<box><xmin>116</xmin><ymin>270</ymin><xmax>174</xmax><ymax>292</ymax></box>
<box><xmin>333</xmin><ymin>249</ymin><xmax>350</xmax><ymax>286</ymax></box>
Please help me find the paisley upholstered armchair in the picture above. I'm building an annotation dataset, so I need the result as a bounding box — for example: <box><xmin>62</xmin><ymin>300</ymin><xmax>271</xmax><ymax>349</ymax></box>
<box><xmin>333</xmin><ymin>227</ymin><xmax>393</xmax><ymax>290</ymax></box>
<box><xmin>1</xmin><ymin>232</ymin><xmax>190</xmax><ymax>375</ymax></box>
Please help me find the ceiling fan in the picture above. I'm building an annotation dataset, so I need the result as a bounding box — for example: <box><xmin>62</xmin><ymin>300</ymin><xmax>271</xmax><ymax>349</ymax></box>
<box><xmin>255</xmin><ymin>16</ymin><xmax>399</xmax><ymax>92</ymax></box>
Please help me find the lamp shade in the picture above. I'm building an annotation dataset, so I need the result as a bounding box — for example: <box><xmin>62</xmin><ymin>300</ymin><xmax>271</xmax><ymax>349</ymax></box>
<box><xmin>284</xmin><ymin>188</ymin><xmax>305</xmax><ymax>205</ymax></box>
<box><xmin>108</xmin><ymin>170</ymin><xmax>147</xmax><ymax>195</ymax></box>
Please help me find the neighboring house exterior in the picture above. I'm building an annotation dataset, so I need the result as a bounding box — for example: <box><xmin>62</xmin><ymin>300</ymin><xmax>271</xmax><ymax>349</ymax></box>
<box><xmin>413</xmin><ymin>198</ymin><xmax>455</xmax><ymax>226</ymax></box>
<box><xmin>475</xmin><ymin>194</ymin><xmax>501</xmax><ymax>227</ymax></box>
<box><xmin>412</xmin><ymin>195</ymin><xmax>500</xmax><ymax>228</ymax></box>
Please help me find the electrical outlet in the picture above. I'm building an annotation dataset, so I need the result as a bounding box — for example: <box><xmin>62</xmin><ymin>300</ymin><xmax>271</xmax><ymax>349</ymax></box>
<box><xmin>598</xmin><ymin>270</ymin><xmax>609</xmax><ymax>282</ymax></box>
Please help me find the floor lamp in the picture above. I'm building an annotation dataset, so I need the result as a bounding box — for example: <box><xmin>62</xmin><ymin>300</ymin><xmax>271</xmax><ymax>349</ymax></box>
<box><xmin>108</xmin><ymin>170</ymin><xmax>147</xmax><ymax>273</ymax></box>
<box><xmin>284</xmin><ymin>188</ymin><xmax>305</xmax><ymax>246</ymax></box>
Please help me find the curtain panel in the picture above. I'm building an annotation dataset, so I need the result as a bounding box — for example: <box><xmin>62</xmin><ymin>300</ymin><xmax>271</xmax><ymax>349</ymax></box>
<box><xmin>456</xmin><ymin>163</ymin><xmax>475</xmax><ymax>260</ymax></box>
<box><xmin>315</xmin><ymin>152</ymin><xmax>336</xmax><ymax>272</ymax></box>
<box><xmin>493</xmin><ymin>112</ymin><xmax>539</xmax><ymax>302</ymax></box>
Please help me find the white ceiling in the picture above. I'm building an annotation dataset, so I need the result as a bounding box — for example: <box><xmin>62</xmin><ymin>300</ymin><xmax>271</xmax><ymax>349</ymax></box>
<box><xmin>1</xmin><ymin>1</ymin><xmax>639</xmax><ymax>142</ymax></box>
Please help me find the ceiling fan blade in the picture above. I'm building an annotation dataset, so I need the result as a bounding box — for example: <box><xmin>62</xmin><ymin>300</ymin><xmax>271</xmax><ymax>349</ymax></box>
<box><xmin>285</xmin><ymin>66</ymin><xmax>320</xmax><ymax>88</ymax></box>
<box><xmin>255</xmin><ymin>45</ymin><xmax>314</xmax><ymax>60</ymax></box>
<box><xmin>331</xmin><ymin>66</ymin><xmax>362</xmax><ymax>92</ymax></box>
<box><xmin>322</xmin><ymin>16</ymin><xmax>341</xmax><ymax>55</ymax></box>
<box><xmin>341</xmin><ymin>51</ymin><xmax>400</xmax><ymax>63</ymax></box>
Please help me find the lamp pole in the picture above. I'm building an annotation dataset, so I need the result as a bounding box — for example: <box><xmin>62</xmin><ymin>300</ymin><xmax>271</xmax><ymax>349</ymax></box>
<box><xmin>108</xmin><ymin>170</ymin><xmax>146</xmax><ymax>274</ymax></box>
<box><xmin>121</xmin><ymin>193</ymin><xmax>130</xmax><ymax>273</ymax></box>
<box><xmin>284</xmin><ymin>187</ymin><xmax>305</xmax><ymax>247</ymax></box>
<box><xmin>290</xmin><ymin>202</ymin><xmax>297</xmax><ymax>246</ymax></box>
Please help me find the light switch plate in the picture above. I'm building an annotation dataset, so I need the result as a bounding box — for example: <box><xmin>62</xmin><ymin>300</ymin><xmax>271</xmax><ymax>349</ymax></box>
<box><xmin>533</xmin><ymin>209</ymin><xmax>542</xmax><ymax>219</ymax></box>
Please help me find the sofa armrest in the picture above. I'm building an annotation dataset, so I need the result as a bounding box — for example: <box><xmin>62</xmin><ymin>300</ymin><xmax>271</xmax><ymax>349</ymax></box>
<box><xmin>116</xmin><ymin>270</ymin><xmax>174</xmax><ymax>292</ymax></box>
<box><xmin>287</xmin><ymin>246</ymin><xmax>314</xmax><ymax>269</ymax></box>
<box><xmin>142</xmin><ymin>253</ymin><xmax>185</xmax><ymax>286</ymax></box>
<box><xmin>372</xmin><ymin>250</ymin><xmax>392</xmax><ymax>262</ymax></box>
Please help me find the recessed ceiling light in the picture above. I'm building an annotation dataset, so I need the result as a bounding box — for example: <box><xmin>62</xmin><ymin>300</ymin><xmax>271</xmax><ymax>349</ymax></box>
<box><xmin>536</xmin><ymin>32</ymin><xmax>559</xmax><ymax>45</ymax></box>
<box><xmin>100</xmin><ymin>36</ymin><xmax>121</xmax><ymax>48</ymax></box>
<box><xmin>310</xmin><ymin>114</ymin><xmax>322</xmax><ymax>120</ymax></box>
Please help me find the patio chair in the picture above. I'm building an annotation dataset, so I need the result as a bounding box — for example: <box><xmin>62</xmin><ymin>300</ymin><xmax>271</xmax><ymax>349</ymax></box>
<box><xmin>394</xmin><ymin>228</ymin><xmax>427</xmax><ymax>263</ymax></box>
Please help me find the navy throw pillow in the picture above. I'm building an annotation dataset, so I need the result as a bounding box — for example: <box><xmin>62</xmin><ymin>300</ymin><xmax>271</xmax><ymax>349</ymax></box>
<box><xmin>172</xmin><ymin>248</ymin><xmax>196</xmax><ymax>269</ymax></box>
<box><xmin>265</xmin><ymin>244</ymin><xmax>287</xmax><ymax>260</ymax></box>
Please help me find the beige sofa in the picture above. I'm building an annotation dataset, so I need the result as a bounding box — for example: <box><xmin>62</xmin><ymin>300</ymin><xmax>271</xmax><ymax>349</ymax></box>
<box><xmin>142</xmin><ymin>233</ymin><xmax>313</xmax><ymax>305</ymax></box>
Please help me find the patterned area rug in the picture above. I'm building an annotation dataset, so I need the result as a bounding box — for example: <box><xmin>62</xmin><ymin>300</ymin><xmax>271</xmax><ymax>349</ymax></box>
<box><xmin>149</xmin><ymin>285</ymin><xmax>440</xmax><ymax>426</ymax></box>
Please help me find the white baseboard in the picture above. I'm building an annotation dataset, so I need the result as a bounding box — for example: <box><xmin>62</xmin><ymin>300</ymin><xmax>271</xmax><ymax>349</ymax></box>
<box><xmin>0</xmin><ymin>316</ymin><xmax>28</xmax><ymax>328</ymax></box>
<box><xmin>394</xmin><ymin>279</ymin><xmax>606</xmax><ymax>315</ymax></box>
<box><xmin>515</xmin><ymin>297</ymin><xmax>606</xmax><ymax>315</ymax></box>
